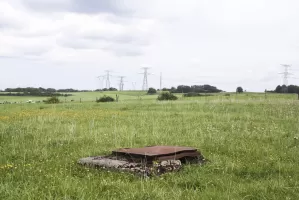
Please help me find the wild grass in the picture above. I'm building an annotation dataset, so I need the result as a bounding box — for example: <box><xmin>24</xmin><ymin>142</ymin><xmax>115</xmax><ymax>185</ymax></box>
<box><xmin>0</xmin><ymin>93</ymin><xmax>299</xmax><ymax>199</ymax></box>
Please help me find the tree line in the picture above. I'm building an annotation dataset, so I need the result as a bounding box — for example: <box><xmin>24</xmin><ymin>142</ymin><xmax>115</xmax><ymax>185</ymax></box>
<box><xmin>95</xmin><ymin>87</ymin><xmax>118</xmax><ymax>91</ymax></box>
<box><xmin>161</xmin><ymin>84</ymin><xmax>223</xmax><ymax>93</ymax></box>
<box><xmin>0</xmin><ymin>87</ymin><xmax>78</xmax><ymax>97</ymax></box>
<box><xmin>3</xmin><ymin>87</ymin><xmax>93</xmax><ymax>93</ymax></box>
<box><xmin>268</xmin><ymin>85</ymin><xmax>299</xmax><ymax>94</ymax></box>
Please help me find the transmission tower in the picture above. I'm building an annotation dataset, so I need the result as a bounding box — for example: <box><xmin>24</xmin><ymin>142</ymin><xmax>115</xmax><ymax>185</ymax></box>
<box><xmin>105</xmin><ymin>70</ymin><xmax>112</xmax><ymax>89</ymax></box>
<box><xmin>140</xmin><ymin>67</ymin><xmax>151</xmax><ymax>91</ymax></box>
<box><xmin>98</xmin><ymin>70</ymin><xmax>113</xmax><ymax>89</ymax></box>
<box><xmin>132</xmin><ymin>82</ymin><xmax>136</xmax><ymax>90</ymax></box>
<box><xmin>279</xmin><ymin>64</ymin><xmax>292</xmax><ymax>86</ymax></box>
<box><xmin>160</xmin><ymin>72</ymin><xmax>162</xmax><ymax>91</ymax></box>
<box><xmin>96</xmin><ymin>75</ymin><xmax>105</xmax><ymax>90</ymax></box>
<box><xmin>118</xmin><ymin>76</ymin><xmax>125</xmax><ymax>91</ymax></box>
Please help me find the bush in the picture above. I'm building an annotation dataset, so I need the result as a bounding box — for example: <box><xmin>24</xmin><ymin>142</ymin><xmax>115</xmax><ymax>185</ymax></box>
<box><xmin>157</xmin><ymin>92</ymin><xmax>178</xmax><ymax>101</ymax></box>
<box><xmin>44</xmin><ymin>96</ymin><xmax>60</xmax><ymax>104</ymax></box>
<box><xmin>183</xmin><ymin>92</ymin><xmax>212</xmax><ymax>97</ymax></box>
<box><xmin>96</xmin><ymin>95</ymin><xmax>115</xmax><ymax>103</ymax></box>
<box><xmin>147</xmin><ymin>87</ymin><xmax>157</xmax><ymax>95</ymax></box>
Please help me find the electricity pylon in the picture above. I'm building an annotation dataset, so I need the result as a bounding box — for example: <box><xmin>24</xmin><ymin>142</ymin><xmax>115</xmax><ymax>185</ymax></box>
<box><xmin>96</xmin><ymin>75</ymin><xmax>105</xmax><ymax>90</ymax></box>
<box><xmin>118</xmin><ymin>76</ymin><xmax>125</xmax><ymax>91</ymax></box>
<box><xmin>279</xmin><ymin>64</ymin><xmax>292</xmax><ymax>86</ymax></box>
<box><xmin>279</xmin><ymin>64</ymin><xmax>292</xmax><ymax>93</ymax></box>
<box><xmin>140</xmin><ymin>67</ymin><xmax>151</xmax><ymax>91</ymax></box>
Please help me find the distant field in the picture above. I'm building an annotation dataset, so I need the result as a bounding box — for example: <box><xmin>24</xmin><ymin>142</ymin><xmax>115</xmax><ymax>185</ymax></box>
<box><xmin>1</xmin><ymin>92</ymin><xmax>299</xmax><ymax>199</ymax></box>
<box><xmin>0</xmin><ymin>91</ymin><xmax>155</xmax><ymax>103</ymax></box>
<box><xmin>1</xmin><ymin>91</ymin><xmax>298</xmax><ymax>103</ymax></box>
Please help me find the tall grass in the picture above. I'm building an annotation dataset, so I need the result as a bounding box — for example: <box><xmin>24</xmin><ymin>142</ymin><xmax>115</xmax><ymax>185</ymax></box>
<box><xmin>0</xmin><ymin>93</ymin><xmax>299</xmax><ymax>199</ymax></box>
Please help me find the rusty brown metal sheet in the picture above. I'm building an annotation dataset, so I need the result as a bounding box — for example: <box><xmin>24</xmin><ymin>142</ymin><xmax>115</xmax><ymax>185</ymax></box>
<box><xmin>154</xmin><ymin>152</ymin><xmax>200</xmax><ymax>161</ymax></box>
<box><xmin>112</xmin><ymin>146</ymin><xmax>201</xmax><ymax>162</ymax></box>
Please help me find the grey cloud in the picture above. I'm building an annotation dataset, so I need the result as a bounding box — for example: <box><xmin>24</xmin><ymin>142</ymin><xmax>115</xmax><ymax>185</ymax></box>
<box><xmin>0</xmin><ymin>55</ymin><xmax>16</xmax><ymax>59</ymax></box>
<box><xmin>102</xmin><ymin>45</ymin><xmax>143</xmax><ymax>57</ymax></box>
<box><xmin>23</xmin><ymin>48</ymin><xmax>49</xmax><ymax>56</ymax></box>
<box><xmin>0</xmin><ymin>45</ymin><xmax>50</xmax><ymax>59</ymax></box>
<box><xmin>22</xmin><ymin>0</ymin><xmax>134</xmax><ymax>15</ymax></box>
<box><xmin>21</xmin><ymin>0</ymin><xmax>70</xmax><ymax>12</ymax></box>
<box><xmin>83</xmin><ymin>34</ymin><xmax>150</xmax><ymax>46</ymax></box>
<box><xmin>0</xmin><ymin>19</ymin><xmax>23</xmax><ymax>31</ymax></box>
<box><xmin>57</xmin><ymin>37</ymin><xmax>97</xmax><ymax>50</ymax></box>
<box><xmin>57</xmin><ymin>35</ymin><xmax>144</xmax><ymax>56</ymax></box>
<box><xmin>71</xmin><ymin>0</ymin><xmax>134</xmax><ymax>15</ymax></box>
<box><xmin>113</xmin><ymin>35</ymin><xmax>149</xmax><ymax>46</ymax></box>
<box><xmin>57</xmin><ymin>26</ymin><xmax>150</xmax><ymax>56</ymax></box>
<box><xmin>0</xmin><ymin>23</ymin><xmax>11</xmax><ymax>29</ymax></box>
<box><xmin>0</xmin><ymin>55</ymin><xmax>43</xmax><ymax>61</ymax></box>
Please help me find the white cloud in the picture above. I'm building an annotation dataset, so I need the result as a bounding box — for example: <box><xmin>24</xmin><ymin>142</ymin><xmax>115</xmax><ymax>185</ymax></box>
<box><xmin>0</xmin><ymin>1</ymin><xmax>156</xmax><ymax>61</ymax></box>
<box><xmin>1</xmin><ymin>0</ymin><xmax>299</xmax><ymax>91</ymax></box>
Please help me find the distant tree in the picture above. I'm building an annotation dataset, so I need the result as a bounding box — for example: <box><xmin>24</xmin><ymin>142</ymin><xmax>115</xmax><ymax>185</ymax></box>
<box><xmin>170</xmin><ymin>87</ymin><xmax>176</xmax><ymax>93</ymax></box>
<box><xmin>162</xmin><ymin>88</ymin><xmax>169</xmax><ymax>91</ymax></box>
<box><xmin>109</xmin><ymin>87</ymin><xmax>118</xmax><ymax>91</ymax></box>
<box><xmin>287</xmin><ymin>85</ymin><xmax>299</xmax><ymax>93</ymax></box>
<box><xmin>236</xmin><ymin>87</ymin><xmax>243</xmax><ymax>93</ymax></box>
<box><xmin>281</xmin><ymin>85</ymin><xmax>288</xmax><ymax>93</ymax></box>
<box><xmin>177</xmin><ymin>85</ymin><xmax>192</xmax><ymax>93</ymax></box>
<box><xmin>191</xmin><ymin>85</ymin><xmax>222</xmax><ymax>93</ymax></box>
<box><xmin>275</xmin><ymin>85</ymin><xmax>282</xmax><ymax>93</ymax></box>
<box><xmin>46</xmin><ymin>88</ymin><xmax>56</xmax><ymax>93</ymax></box>
<box><xmin>147</xmin><ymin>87</ymin><xmax>157</xmax><ymax>94</ymax></box>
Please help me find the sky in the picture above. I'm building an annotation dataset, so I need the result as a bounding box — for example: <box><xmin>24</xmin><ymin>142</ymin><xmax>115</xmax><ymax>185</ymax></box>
<box><xmin>0</xmin><ymin>0</ymin><xmax>299</xmax><ymax>92</ymax></box>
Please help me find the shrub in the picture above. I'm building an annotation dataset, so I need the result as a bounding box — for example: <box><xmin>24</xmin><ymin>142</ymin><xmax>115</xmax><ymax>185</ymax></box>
<box><xmin>44</xmin><ymin>96</ymin><xmax>60</xmax><ymax>104</ymax></box>
<box><xmin>183</xmin><ymin>92</ymin><xmax>212</xmax><ymax>97</ymax></box>
<box><xmin>157</xmin><ymin>92</ymin><xmax>178</xmax><ymax>101</ymax></box>
<box><xmin>147</xmin><ymin>87</ymin><xmax>157</xmax><ymax>95</ymax></box>
<box><xmin>96</xmin><ymin>95</ymin><xmax>115</xmax><ymax>103</ymax></box>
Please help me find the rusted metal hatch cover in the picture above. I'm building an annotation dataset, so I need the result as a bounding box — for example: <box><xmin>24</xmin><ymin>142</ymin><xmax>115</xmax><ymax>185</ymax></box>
<box><xmin>78</xmin><ymin>146</ymin><xmax>207</xmax><ymax>177</ymax></box>
<box><xmin>112</xmin><ymin>146</ymin><xmax>202</xmax><ymax>162</ymax></box>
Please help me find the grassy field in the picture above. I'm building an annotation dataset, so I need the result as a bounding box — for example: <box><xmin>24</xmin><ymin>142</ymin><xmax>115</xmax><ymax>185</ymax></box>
<box><xmin>1</xmin><ymin>92</ymin><xmax>299</xmax><ymax>199</ymax></box>
<box><xmin>0</xmin><ymin>91</ymin><xmax>154</xmax><ymax>103</ymax></box>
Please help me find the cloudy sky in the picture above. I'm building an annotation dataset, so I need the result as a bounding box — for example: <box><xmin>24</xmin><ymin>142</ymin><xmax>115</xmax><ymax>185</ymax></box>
<box><xmin>0</xmin><ymin>0</ymin><xmax>299</xmax><ymax>92</ymax></box>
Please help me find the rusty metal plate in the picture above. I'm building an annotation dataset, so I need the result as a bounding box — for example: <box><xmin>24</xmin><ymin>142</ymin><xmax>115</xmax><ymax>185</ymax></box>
<box><xmin>113</xmin><ymin>146</ymin><xmax>197</xmax><ymax>156</ymax></box>
<box><xmin>112</xmin><ymin>146</ymin><xmax>201</xmax><ymax>162</ymax></box>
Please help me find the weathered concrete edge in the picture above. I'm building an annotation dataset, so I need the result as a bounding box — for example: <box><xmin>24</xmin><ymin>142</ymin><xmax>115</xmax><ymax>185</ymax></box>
<box><xmin>78</xmin><ymin>157</ymin><xmax>130</xmax><ymax>168</ymax></box>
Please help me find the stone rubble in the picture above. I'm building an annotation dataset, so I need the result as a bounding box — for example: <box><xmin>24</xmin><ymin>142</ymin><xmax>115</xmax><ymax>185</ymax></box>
<box><xmin>78</xmin><ymin>156</ymin><xmax>183</xmax><ymax>177</ymax></box>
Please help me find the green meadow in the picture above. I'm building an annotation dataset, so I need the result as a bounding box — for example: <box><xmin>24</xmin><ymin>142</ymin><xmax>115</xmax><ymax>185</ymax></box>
<box><xmin>1</xmin><ymin>92</ymin><xmax>299</xmax><ymax>199</ymax></box>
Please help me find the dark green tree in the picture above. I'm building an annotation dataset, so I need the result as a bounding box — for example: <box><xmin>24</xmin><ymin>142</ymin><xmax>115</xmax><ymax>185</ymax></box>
<box><xmin>275</xmin><ymin>85</ymin><xmax>282</xmax><ymax>93</ymax></box>
<box><xmin>236</xmin><ymin>87</ymin><xmax>243</xmax><ymax>93</ymax></box>
<box><xmin>147</xmin><ymin>87</ymin><xmax>157</xmax><ymax>94</ymax></box>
